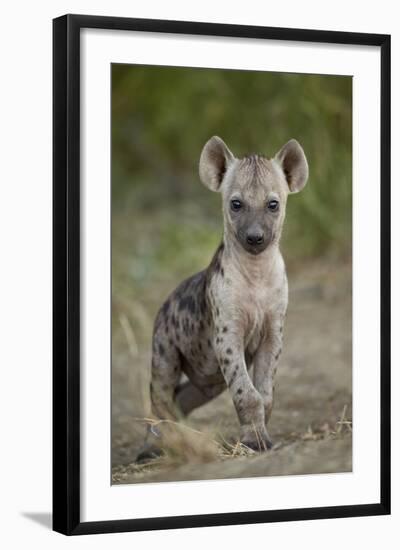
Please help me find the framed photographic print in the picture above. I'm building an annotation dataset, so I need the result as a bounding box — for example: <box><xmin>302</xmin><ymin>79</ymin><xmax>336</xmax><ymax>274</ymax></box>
<box><xmin>53</xmin><ymin>14</ymin><xmax>391</xmax><ymax>535</ymax></box>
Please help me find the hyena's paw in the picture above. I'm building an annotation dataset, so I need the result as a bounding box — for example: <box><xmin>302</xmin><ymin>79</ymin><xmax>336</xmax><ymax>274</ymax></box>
<box><xmin>241</xmin><ymin>428</ymin><xmax>273</xmax><ymax>452</ymax></box>
<box><xmin>135</xmin><ymin>444</ymin><xmax>163</xmax><ymax>464</ymax></box>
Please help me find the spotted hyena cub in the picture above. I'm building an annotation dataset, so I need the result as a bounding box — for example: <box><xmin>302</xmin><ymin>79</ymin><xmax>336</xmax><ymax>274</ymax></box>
<box><xmin>138</xmin><ymin>136</ymin><xmax>308</xmax><ymax>460</ymax></box>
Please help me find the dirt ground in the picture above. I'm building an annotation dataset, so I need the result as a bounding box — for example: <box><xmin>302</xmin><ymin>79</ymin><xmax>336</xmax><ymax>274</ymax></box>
<box><xmin>111</xmin><ymin>260</ymin><xmax>352</xmax><ymax>484</ymax></box>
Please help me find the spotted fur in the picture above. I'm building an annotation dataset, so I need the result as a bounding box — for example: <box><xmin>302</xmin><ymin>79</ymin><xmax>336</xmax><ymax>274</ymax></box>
<box><xmin>137</xmin><ymin>136</ymin><xmax>308</xmax><ymax>460</ymax></box>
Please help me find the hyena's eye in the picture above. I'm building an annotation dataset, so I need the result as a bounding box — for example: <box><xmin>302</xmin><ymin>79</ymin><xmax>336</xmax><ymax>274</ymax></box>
<box><xmin>267</xmin><ymin>199</ymin><xmax>279</xmax><ymax>212</ymax></box>
<box><xmin>230</xmin><ymin>199</ymin><xmax>243</xmax><ymax>212</ymax></box>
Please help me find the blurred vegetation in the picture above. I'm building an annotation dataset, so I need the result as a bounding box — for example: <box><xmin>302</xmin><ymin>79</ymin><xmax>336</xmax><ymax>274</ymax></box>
<box><xmin>112</xmin><ymin>64</ymin><xmax>352</xmax><ymax>315</ymax></box>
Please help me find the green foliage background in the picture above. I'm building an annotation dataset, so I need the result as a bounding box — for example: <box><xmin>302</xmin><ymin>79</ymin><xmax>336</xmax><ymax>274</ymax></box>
<box><xmin>112</xmin><ymin>64</ymin><xmax>351</xmax><ymax>308</ymax></box>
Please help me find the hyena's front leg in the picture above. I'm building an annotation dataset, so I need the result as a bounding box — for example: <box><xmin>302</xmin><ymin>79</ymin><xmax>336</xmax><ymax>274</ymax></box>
<box><xmin>253</xmin><ymin>316</ymin><xmax>284</xmax><ymax>430</ymax></box>
<box><xmin>214</xmin><ymin>329</ymin><xmax>271</xmax><ymax>451</ymax></box>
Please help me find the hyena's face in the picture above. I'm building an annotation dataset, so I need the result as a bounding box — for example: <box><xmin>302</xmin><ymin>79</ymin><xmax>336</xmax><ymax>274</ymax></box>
<box><xmin>199</xmin><ymin>136</ymin><xmax>309</xmax><ymax>255</ymax></box>
<box><xmin>221</xmin><ymin>155</ymin><xmax>288</xmax><ymax>255</ymax></box>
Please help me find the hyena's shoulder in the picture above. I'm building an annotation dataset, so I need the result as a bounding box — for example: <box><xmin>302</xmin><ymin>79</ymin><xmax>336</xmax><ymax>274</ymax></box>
<box><xmin>154</xmin><ymin>269</ymin><xmax>208</xmax><ymax>331</ymax></box>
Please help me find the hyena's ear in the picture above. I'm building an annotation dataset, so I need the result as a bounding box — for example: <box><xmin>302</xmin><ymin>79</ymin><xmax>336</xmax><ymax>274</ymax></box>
<box><xmin>199</xmin><ymin>136</ymin><xmax>235</xmax><ymax>192</ymax></box>
<box><xmin>274</xmin><ymin>139</ymin><xmax>309</xmax><ymax>193</ymax></box>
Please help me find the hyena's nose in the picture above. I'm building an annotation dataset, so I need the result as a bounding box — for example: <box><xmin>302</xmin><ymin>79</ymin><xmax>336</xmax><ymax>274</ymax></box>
<box><xmin>246</xmin><ymin>233</ymin><xmax>264</xmax><ymax>246</ymax></box>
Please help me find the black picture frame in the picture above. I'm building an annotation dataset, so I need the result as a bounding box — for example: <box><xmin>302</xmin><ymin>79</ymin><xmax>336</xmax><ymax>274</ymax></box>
<box><xmin>53</xmin><ymin>14</ymin><xmax>391</xmax><ymax>535</ymax></box>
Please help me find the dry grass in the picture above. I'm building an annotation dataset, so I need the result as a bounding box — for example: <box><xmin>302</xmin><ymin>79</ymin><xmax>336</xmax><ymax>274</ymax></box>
<box><xmin>112</xmin><ymin>405</ymin><xmax>351</xmax><ymax>484</ymax></box>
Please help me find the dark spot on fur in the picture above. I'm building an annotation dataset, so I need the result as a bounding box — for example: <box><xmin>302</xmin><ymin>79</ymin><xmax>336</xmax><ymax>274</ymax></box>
<box><xmin>207</xmin><ymin>339</ymin><xmax>212</xmax><ymax>348</ymax></box>
<box><xmin>229</xmin><ymin>365</ymin><xmax>239</xmax><ymax>387</ymax></box>
<box><xmin>226</xmin><ymin>347</ymin><xmax>232</xmax><ymax>355</ymax></box>
<box><xmin>222</xmin><ymin>326</ymin><xmax>228</xmax><ymax>333</ymax></box>
<box><xmin>220</xmin><ymin>267</ymin><xmax>224</xmax><ymax>277</ymax></box>
<box><xmin>199</xmin><ymin>320</ymin><xmax>204</xmax><ymax>331</ymax></box>
<box><xmin>223</xmin><ymin>358</ymin><xmax>230</xmax><ymax>365</ymax></box>
<box><xmin>216</xmin><ymin>307</ymin><xmax>220</xmax><ymax>316</ymax></box>
<box><xmin>237</xmin><ymin>388</ymin><xmax>243</xmax><ymax>395</ymax></box>
<box><xmin>159</xmin><ymin>343</ymin><xmax>165</xmax><ymax>356</ymax></box>
<box><xmin>178</xmin><ymin>295</ymin><xmax>197</xmax><ymax>315</ymax></box>
<box><xmin>169</xmin><ymin>338</ymin><xmax>173</xmax><ymax>346</ymax></box>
